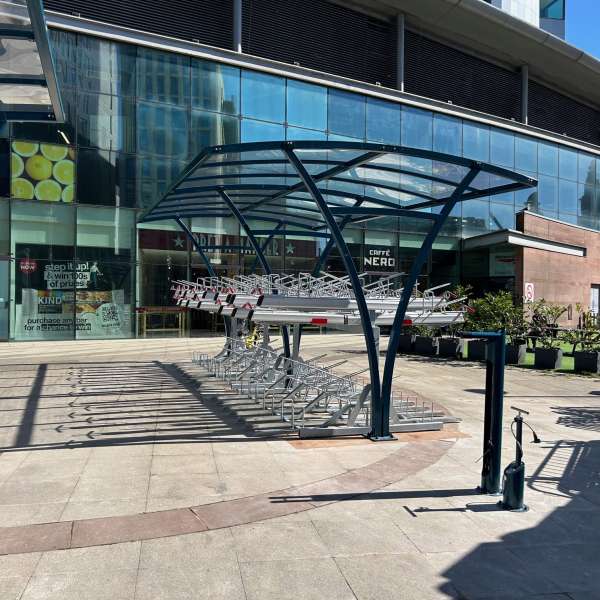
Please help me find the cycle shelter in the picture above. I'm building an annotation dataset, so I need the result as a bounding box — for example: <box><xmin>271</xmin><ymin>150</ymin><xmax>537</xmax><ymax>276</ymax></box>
<box><xmin>140</xmin><ymin>141</ymin><xmax>536</xmax><ymax>440</ymax></box>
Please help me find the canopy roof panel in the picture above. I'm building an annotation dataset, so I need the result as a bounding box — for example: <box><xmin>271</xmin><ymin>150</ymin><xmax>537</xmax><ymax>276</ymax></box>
<box><xmin>141</xmin><ymin>141</ymin><xmax>537</xmax><ymax>232</ymax></box>
<box><xmin>0</xmin><ymin>0</ymin><xmax>64</xmax><ymax>121</ymax></box>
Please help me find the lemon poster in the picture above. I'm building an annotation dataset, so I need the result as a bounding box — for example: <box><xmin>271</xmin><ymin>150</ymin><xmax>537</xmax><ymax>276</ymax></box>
<box><xmin>11</xmin><ymin>140</ymin><xmax>75</xmax><ymax>203</ymax></box>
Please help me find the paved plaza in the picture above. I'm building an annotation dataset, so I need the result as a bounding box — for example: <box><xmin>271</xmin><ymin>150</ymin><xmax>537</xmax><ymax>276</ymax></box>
<box><xmin>0</xmin><ymin>334</ymin><xmax>598</xmax><ymax>599</ymax></box>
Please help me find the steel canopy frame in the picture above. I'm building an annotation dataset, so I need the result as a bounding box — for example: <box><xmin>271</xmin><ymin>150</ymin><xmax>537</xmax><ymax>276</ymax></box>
<box><xmin>141</xmin><ymin>141</ymin><xmax>536</xmax><ymax>440</ymax></box>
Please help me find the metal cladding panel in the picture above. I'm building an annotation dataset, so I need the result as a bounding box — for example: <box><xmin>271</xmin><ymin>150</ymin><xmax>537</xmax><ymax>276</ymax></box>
<box><xmin>242</xmin><ymin>0</ymin><xmax>396</xmax><ymax>88</ymax></box>
<box><xmin>44</xmin><ymin>0</ymin><xmax>233</xmax><ymax>48</ymax></box>
<box><xmin>528</xmin><ymin>80</ymin><xmax>600</xmax><ymax>146</ymax></box>
<box><xmin>404</xmin><ymin>30</ymin><xmax>521</xmax><ymax>122</ymax></box>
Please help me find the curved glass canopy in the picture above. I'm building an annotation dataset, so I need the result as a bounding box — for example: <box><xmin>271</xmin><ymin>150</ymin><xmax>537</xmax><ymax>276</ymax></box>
<box><xmin>141</xmin><ymin>141</ymin><xmax>536</xmax><ymax>230</ymax></box>
<box><xmin>141</xmin><ymin>140</ymin><xmax>537</xmax><ymax>440</ymax></box>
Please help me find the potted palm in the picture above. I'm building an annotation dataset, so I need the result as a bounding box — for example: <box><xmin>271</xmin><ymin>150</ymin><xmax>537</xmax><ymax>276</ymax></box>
<box><xmin>505</xmin><ymin>303</ymin><xmax>528</xmax><ymax>365</ymax></box>
<box><xmin>396</xmin><ymin>324</ymin><xmax>416</xmax><ymax>354</ymax></box>
<box><xmin>530</xmin><ymin>300</ymin><xmax>567</xmax><ymax>369</ymax></box>
<box><xmin>563</xmin><ymin>305</ymin><xmax>600</xmax><ymax>373</ymax></box>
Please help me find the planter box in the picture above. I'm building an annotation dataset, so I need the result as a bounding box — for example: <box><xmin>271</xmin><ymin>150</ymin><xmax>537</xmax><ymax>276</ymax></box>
<box><xmin>468</xmin><ymin>339</ymin><xmax>487</xmax><ymax>361</ymax></box>
<box><xmin>505</xmin><ymin>343</ymin><xmax>527</xmax><ymax>365</ymax></box>
<box><xmin>574</xmin><ymin>351</ymin><xmax>600</xmax><ymax>373</ymax></box>
<box><xmin>414</xmin><ymin>336</ymin><xmax>439</xmax><ymax>356</ymax></box>
<box><xmin>396</xmin><ymin>333</ymin><xmax>415</xmax><ymax>354</ymax></box>
<box><xmin>534</xmin><ymin>347</ymin><xmax>563</xmax><ymax>370</ymax></box>
<box><xmin>438</xmin><ymin>337</ymin><xmax>464</xmax><ymax>359</ymax></box>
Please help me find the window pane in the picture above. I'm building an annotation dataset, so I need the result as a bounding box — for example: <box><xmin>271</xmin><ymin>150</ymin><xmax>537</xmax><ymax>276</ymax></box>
<box><xmin>463</xmin><ymin>122</ymin><xmax>489</xmax><ymax>161</ymax></box>
<box><xmin>190</xmin><ymin>110</ymin><xmax>240</xmax><ymax>156</ymax></box>
<box><xmin>78</xmin><ymin>37</ymin><xmax>136</xmax><ymax>96</ymax></box>
<box><xmin>515</xmin><ymin>135</ymin><xmax>537</xmax><ymax>173</ymax></box>
<box><xmin>241</xmin><ymin>70</ymin><xmax>285</xmax><ymax>123</ymax></box>
<box><xmin>490</xmin><ymin>128</ymin><xmax>514</xmax><ymax>168</ymax></box>
<box><xmin>559</xmin><ymin>148</ymin><xmax>578</xmax><ymax>181</ymax></box>
<box><xmin>287</xmin><ymin>80</ymin><xmax>327</xmax><ymax>131</ymax></box>
<box><xmin>538</xmin><ymin>175</ymin><xmax>558</xmax><ymax>211</ymax></box>
<box><xmin>328</xmin><ymin>89</ymin><xmax>365</xmax><ymax>139</ymax></box>
<box><xmin>578</xmin><ymin>153</ymin><xmax>596</xmax><ymax>184</ymax></box>
<box><xmin>136</xmin><ymin>156</ymin><xmax>187</xmax><ymax>210</ymax></box>
<box><xmin>286</xmin><ymin>126</ymin><xmax>327</xmax><ymax>141</ymax></box>
<box><xmin>49</xmin><ymin>29</ymin><xmax>78</xmax><ymax>90</ymax></box>
<box><xmin>538</xmin><ymin>142</ymin><xmax>558</xmax><ymax>176</ymax></box>
<box><xmin>490</xmin><ymin>202</ymin><xmax>515</xmax><ymax>230</ymax></box>
<box><xmin>402</xmin><ymin>107</ymin><xmax>432</xmax><ymax>150</ymax></box>
<box><xmin>462</xmin><ymin>200</ymin><xmax>490</xmax><ymax>236</ymax></box>
<box><xmin>77</xmin><ymin>148</ymin><xmax>115</xmax><ymax>206</ymax></box>
<box><xmin>366</xmin><ymin>98</ymin><xmax>400</xmax><ymax>144</ymax></box>
<box><xmin>137</xmin><ymin>48</ymin><xmax>190</xmax><ymax>105</ymax></box>
<box><xmin>558</xmin><ymin>179</ymin><xmax>578</xmax><ymax>214</ymax></box>
<box><xmin>191</xmin><ymin>60</ymin><xmax>240</xmax><ymax>115</ymax></box>
<box><xmin>77</xmin><ymin>93</ymin><xmax>136</xmax><ymax>152</ymax></box>
<box><xmin>433</xmin><ymin>114</ymin><xmax>461</xmax><ymax>155</ymax></box>
<box><xmin>137</xmin><ymin>102</ymin><xmax>189</xmax><ymax>158</ymax></box>
<box><xmin>540</xmin><ymin>0</ymin><xmax>565</xmax><ymax>19</ymax></box>
<box><xmin>241</xmin><ymin>119</ymin><xmax>285</xmax><ymax>142</ymax></box>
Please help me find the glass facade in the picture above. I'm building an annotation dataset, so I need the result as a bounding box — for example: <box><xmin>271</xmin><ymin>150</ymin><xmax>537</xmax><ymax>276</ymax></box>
<box><xmin>1</xmin><ymin>27</ymin><xmax>599</xmax><ymax>339</ymax></box>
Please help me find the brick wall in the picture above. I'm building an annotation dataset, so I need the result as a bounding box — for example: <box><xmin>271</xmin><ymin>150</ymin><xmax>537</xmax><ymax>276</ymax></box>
<box><xmin>516</xmin><ymin>211</ymin><xmax>600</xmax><ymax>324</ymax></box>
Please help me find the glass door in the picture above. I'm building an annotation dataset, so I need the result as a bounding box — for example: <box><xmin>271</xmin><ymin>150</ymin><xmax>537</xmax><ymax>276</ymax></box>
<box><xmin>0</xmin><ymin>258</ymin><xmax>9</xmax><ymax>340</ymax></box>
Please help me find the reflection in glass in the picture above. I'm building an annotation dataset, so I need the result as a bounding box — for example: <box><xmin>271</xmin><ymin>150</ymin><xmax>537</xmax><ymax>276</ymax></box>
<box><xmin>578</xmin><ymin>153</ymin><xmax>595</xmax><ymax>184</ymax></box>
<box><xmin>137</xmin><ymin>102</ymin><xmax>189</xmax><ymax>158</ymax></box>
<box><xmin>241</xmin><ymin>71</ymin><xmax>285</xmax><ymax>123</ymax></box>
<box><xmin>366</xmin><ymin>98</ymin><xmax>400</xmax><ymax>144</ymax></box>
<box><xmin>287</xmin><ymin>80</ymin><xmax>327</xmax><ymax>131</ymax></box>
<box><xmin>191</xmin><ymin>110</ymin><xmax>239</xmax><ymax>156</ymax></box>
<box><xmin>538</xmin><ymin>142</ymin><xmax>558</xmax><ymax>176</ymax></box>
<box><xmin>402</xmin><ymin>107</ymin><xmax>432</xmax><ymax>150</ymax></box>
<box><xmin>78</xmin><ymin>37</ymin><xmax>136</xmax><ymax>96</ymax></box>
<box><xmin>328</xmin><ymin>89</ymin><xmax>365</xmax><ymax>139</ymax></box>
<box><xmin>137</xmin><ymin>48</ymin><xmax>190</xmax><ymax>105</ymax></box>
<box><xmin>538</xmin><ymin>175</ymin><xmax>558</xmax><ymax>211</ymax></box>
<box><xmin>490</xmin><ymin>128</ymin><xmax>514</xmax><ymax>168</ymax></box>
<box><xmin>515</xmin><ymin>135</ymin><xmax>537</xmax><ymax>173</ymax></box>
<box><xmin>490</xmin><ymin>202</ymin><xmax>515</xmax><ymax>230</ymax></box>
<box><xmin>287</xmin><ymin>127</ymin><xmax>327</xmax><ymax>141</ymax></box>
<box><xmin>463</xmin><ymin>122</ymin><xmax>489</xmax><ymax>161</ymax></box>
<box><xmin>462</xmin><ymin>199</ymin><xmax>490</xmax><ymax>236</ymax></box>
<box><xmin>192</xmin><ymin>60</ymin><xmax>240</xmax><ymax>115</ymax></box>
<box><xmin>433</xmin><ymin>114</ymin><xmax>461</xmax><ymax>155</ymax></box>
<box><xmin>558</xmin><ymin>148</ymin><xmax>578</xmax><ymax>181</ymax></box>
<box><xmin>241</xmin><ymin>119</ymin><xmax>285</xmax><ymax>142</ymax></box>
<box><xmin>558</xmin><ymin>179</ymin><xmax>578</xmax><ymax>214</ymax></box>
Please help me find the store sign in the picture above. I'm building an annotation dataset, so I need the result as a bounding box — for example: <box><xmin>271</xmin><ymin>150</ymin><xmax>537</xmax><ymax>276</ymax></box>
<box><xmin>19</xmin><ymin>258</ymin><xmax>37</xmax><ymax>274</ymax></box>
<box><xmin>44</xmin><ymin>262</ymin><xmax>93</xmax><ymax>289</ymax></box>
<box><xmin>364</xmin><ymin>245</ymin><xmax>397</xmax><ymax>271</ymax></box>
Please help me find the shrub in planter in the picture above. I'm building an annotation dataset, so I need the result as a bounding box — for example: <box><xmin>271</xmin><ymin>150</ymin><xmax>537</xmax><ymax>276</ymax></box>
<box><xmin>438</xmin><ymin>337</ymin><xmax>464</xmax><ymax>358</ymax></box>
<box><xmin>534</xmin><ymin>347</ymin><xmax>563</xmax><ymax>369</ymax></box>
<box><xmin>573</xmin><ymin>350</ymin><xmax>600</xmax><ymax>373</ymax></box>
<box><xmin>563</xmin><ymin>305</ymin><xmax>600</xmax><ymax>373</ymax></box>
<box><xmin>505</xmin><ymin>342</ymin><xmax>527</xmax><ymax>365</ymax></box>
<box><xmin>468</xmin><ymin>339</ymin><xmax>487</xmax><ymax>361</ymax></box>
<box><xmin>396</xmin><ymin>332</ymin><xmax>415</xmax><ymax>354</ymax></box>
<box><xmin>414</xmin><ymin>335</ymin><xmax>439</xmax><ymax>356</ymax></box>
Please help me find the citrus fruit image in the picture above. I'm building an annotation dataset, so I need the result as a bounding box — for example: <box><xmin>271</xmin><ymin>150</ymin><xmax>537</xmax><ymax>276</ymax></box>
<box><xmin>25</xmin><ymin>155</ymin><xmax>52</xmax><ymax>181</ymax></box>
<box><xmin>40</xmin><ymin>144</ymin><xmax>68</xmax><ymax>162</ymax></box>
<box><xmin>62</xmin><ymin>184</ymin><xmax>74</xmax><ymax>203</ymax></box>
<box><xmin>11</xmin><ymin>153</ymin><xmax>24</xmax><ymax>178</ymax></box>
<box><xmin>53</xmin><ymin>159</ymin><xmax>74</xmax><ymax>185</ymax></box>
<box><xmin>11</xmin><ymin>178</ymin><xmax>34</xmax><ymax>199</ymax></box>
<box><xmin>12</xmin><ymin>141</ymin><xmax>39</xmax><ymax>157</ymax></box>
<box><xmin>34</xmin><ymin>179</ymin><xmax>62</xmax><ymax>202</ymax></box>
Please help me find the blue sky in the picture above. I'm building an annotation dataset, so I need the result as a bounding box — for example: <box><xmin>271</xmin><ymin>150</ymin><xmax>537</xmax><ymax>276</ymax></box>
<box><xmin>566</xmin><ymin>0</ymin><xmax>600</xmax><ymax>58</ymax></box>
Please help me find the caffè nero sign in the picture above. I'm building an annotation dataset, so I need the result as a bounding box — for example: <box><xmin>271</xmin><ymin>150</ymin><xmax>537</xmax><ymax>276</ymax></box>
<box><xmin>364</xmin><ymin>246</ymin><xmax>397</xmax><ymax>271</ymax></box>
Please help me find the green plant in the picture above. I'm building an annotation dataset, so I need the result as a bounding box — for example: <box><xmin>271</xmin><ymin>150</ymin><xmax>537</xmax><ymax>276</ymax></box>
<box><xmin>562</xmin><ymin>304</ymin><xmax>600</xmax><ymax>353</ymax></box>
<box><xmin>527</xmin><ymin>299</ymin><xmax>567</xmax><ymax>349</ymax></box>
<box><xmin>463</xmin><ymin>291</ymin><xmax>523</xmax><ymax>341</ymax></box>
<box><xmin>443</xmin><ymin>284</ymin><xmax>473</xmax><ymax>337</ymax></box>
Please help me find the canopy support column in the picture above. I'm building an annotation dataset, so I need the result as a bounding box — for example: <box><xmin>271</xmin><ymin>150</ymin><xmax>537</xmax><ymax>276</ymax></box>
<box><xmin>249</xmin><ymin>221</ymin><xmax>283</xmax><ymax>274</ymax></box>
<box><xmin>219</xmin><ymin>189</ymin><xmax>291</xmax><ymax>359</ymax></box>
<box><xmin>284</xmin><ymin>145</ymin><xmax>387</xmax><ymax>440</ymax></box>
<box><xmin>379</xmin><ymin>166</ymin><xmax>481</xmax><ymax>439</ymax></box>
<box><xmin>175</xmin><ymin>216</ymin><xmax>231</xmax><ymax>340</ymax></box>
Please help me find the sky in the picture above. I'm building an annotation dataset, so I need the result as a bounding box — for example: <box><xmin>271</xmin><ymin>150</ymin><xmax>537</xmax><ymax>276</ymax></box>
<box><xmin>565</xmin><ymin>0</ymin><xmax>600</xmax><ymax>58</ymax></box>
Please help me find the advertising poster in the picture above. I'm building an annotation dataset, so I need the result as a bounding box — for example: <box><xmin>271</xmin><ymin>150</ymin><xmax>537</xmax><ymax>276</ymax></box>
<box><xmin>11</xmin><ymin>140</ymin><xmax>75</xmax><ymax>203</ymax></box>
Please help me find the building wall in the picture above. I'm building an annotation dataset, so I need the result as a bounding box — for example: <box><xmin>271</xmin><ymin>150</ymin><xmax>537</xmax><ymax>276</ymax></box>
<box><xmin>517</xmin><ymin>211</ymin><xmax>600</xmax><ymax>323</ymax></box>
<box><xmin>490</xmin><ymin>0</ymin><xmax>540</xmax><ymax>27</ymax></box>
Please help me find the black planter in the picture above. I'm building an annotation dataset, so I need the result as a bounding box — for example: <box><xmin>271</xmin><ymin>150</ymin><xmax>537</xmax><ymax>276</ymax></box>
<box><xmin>396</xmin><ymin>333</ymin><xmax>415</xmax><ymax>354</ymax></box>
<box><xmin>468</xmin><ymin>339</ymin><xmax>487</xmax><ymax>361</ymax></box>
<box><xmin>574</xmin><ymin>351</ymin><xmax>600</xmax><ymax>373</ymax></box>
<box><xmin>438</xmin><ymin>337</ymin><xmax>464</xmax><ymax>359</ymax></box>
<box><xmin>534</xmin><ymin>347</ymin><xmax>563</xmax><ymax>370</ymax></box>
<box><xmin>505</xmin><ymin>343</ymin><xmax>527</xmax><ymax>365</ymax></box>
<box><xmin>414</xmin><ymin>336</ymin><xmax>439</xmax><ymax>356</ymax></box>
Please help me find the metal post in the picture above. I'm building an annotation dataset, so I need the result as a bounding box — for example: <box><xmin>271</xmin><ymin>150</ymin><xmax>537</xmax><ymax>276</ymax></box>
<box><xmin>233</xmin><ymin>0</ymin><xmax>242</xmax><ymax>53</ymax></box>
<box><xmin>250</xmin><ymin>222</ymin><xmax>283</xmax><ymax>274</ymax></box>
<box><xmin>219</xmin><ymin>189</ymin><xmax>291</xmax><ymax>359</ymax></box>
<box><xmin>396</xmin><ymin>13</ymin><xmax>405</xmax><ymax>92</ymax></box>
<box><xmin>489</xmin><ymin>330</ymin><xmax>506</xmax><ymax>494</ymax></box>
<box><xmin>521</xmin><ymin>65</ymin><xmax>529</xmax><ymax>125</ymax></box>
<box><xmin>380</xmin><ymin>167</ymin><xmax>481</xmax><ymax>439</ymax></box>
<box><xmin>285</xmin><ymin>145</ymin><xmax>389</xmax><ymax>440</ymax></box>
